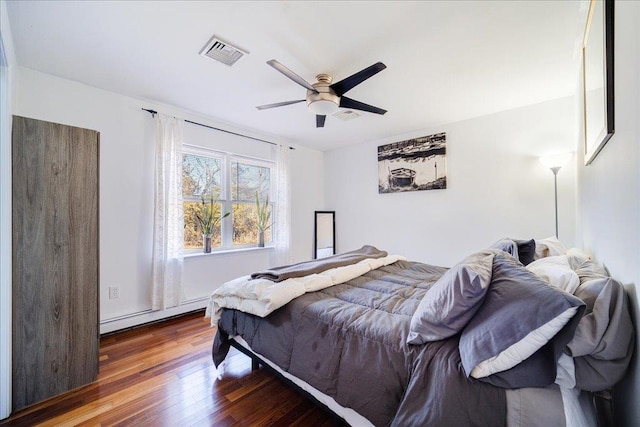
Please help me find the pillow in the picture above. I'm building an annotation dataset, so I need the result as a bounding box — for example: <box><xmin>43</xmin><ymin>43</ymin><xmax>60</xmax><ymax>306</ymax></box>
<box><xmin>489</xmin><ymin>238</ymin><xmax>535</xmax><ymax>265</ymax></box>
<box><xmin>407</xmin><ymin>250</ymin><xmax>497</xmax><ymax>345</ymax></box>
<box><xmin>459</xmin><ymin>252</ymin><xmax>585</xmax><ymax>388</ymax></box>
<box><xmin>574</xmin><ymin>260</ymin><xmax>609</xmax><ymax>284</ymax></box>
<box><xmin>534</xmin><ymin>236</ymin><xmax>568</xmax><ymax>260</ymax></box>
<box><xmin>489</xmin><ymin>238</ymin><xmax>518</xmax><ymax>258</ymax></box>
<box><xmin>566</xmin><ymin>248</ymin><xmax>591</xmax><ymax>270</ymax></box>
<box><xmin>564</xmin><ymin>248</ymin><xmax>609</xmax><ymax>284</ymax></box>
<box><xmin>515</xmin><ymin>239</ymin><xmax>536</xmax><ymax>266</ymax></box>
<box><xmin>568</xmin><ymin>277</ymin><xmax>634</xmax><ymax>391</ymax></box>
<box><xmin>526</xmin><ymin>256</ymin><xmax>580</xmax><ymax>294</ymax></box>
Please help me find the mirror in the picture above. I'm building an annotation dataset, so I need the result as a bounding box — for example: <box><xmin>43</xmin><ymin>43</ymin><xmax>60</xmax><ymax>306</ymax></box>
<box><xmin>314</xmin><ymin>211</ymin><xmax>335</xmax><ymax>259</ymax></box>
<box><xmin>583</xmin><ymin>0</ymin><xmax>614</xmax><ymax>165</ymax></box>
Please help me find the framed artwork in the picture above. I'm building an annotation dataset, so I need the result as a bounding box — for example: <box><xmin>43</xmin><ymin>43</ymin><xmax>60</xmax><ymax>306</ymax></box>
<box><xmin>378</xmin><ymin>132</ymin><xmax>446</xmax><ymax>193</ymax></box>
<box><xmin>583</xmin><ymin>0</ymin><xmax>614</xmax><ymax>165</ymax></box>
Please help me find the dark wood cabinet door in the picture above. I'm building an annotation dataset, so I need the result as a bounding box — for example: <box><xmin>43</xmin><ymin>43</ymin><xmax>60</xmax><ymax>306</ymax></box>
<box><xmin>12</xmin><ymin>116</ymin><xmax>99</xmax><ymax>411</ymax></box>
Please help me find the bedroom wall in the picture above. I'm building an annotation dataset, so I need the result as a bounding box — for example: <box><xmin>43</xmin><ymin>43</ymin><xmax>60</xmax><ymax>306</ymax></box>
<box><xmin>14</xmin><ymin>67</ymin><xmax>325</xmax><ymax>333</ymax></box>
<box><xmin>575</xmin><ymin>1</ymin><xmax>640</xmax><ymax>425</ymax></box>
<box><xmin>0</xmin><ymin>0</ymin><xmax>16</xmax><ymax>419</ymax></box>
<box><xmin>324</xmin><ymin>96</ymin><xmax>577</xmax><ymax>267</ymax></box>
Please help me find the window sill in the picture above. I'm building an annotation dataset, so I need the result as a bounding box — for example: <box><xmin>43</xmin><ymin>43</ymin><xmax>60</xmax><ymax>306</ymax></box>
<box><xmin>184</xmin><ymin>245</ymin><xmax>274</xmax><ymax>259</ymax></box>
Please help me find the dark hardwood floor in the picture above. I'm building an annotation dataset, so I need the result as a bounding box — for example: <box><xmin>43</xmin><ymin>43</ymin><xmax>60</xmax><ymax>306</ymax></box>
<box><xmin>1</xmin><ymin>311</ymin><xmax>341</xmax><ymax>426</ymax></box>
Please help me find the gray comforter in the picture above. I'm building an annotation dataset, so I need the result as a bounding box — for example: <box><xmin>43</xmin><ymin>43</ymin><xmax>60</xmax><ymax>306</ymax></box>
<box><xmin>214</xmin><ymin>260</ymin><xmax>506</xmax><ymax>426</ymax></box>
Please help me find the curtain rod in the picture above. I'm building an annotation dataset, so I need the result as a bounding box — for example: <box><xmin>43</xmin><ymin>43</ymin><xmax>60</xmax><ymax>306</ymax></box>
<box><xmin>141</xmin><ymin>108</ymin><xmax>294</xmax><ymax>150</ymax></box>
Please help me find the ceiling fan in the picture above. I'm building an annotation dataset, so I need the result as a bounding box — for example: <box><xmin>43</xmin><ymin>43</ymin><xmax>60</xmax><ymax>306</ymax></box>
<box><xmin>257</xmin><ymin>59</ymin><xmax>387</xmax><ymax>128</ymax></box>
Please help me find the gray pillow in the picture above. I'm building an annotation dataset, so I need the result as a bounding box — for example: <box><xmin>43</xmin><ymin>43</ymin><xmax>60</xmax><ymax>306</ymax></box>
<box><xmin>489</xmin><ymin>238</ymin><xmax>535</xmax><ymax>265</ymax></box>
<box><xmin>489</xmin><ymin>238</ymin><xmax>518</xmax><ymax>258</ymax></box>
<box><xmin>515</xmin><ymin>239</ymin><xmax>536</xmax><ymax>266</ymax></box>
<box><xmin>407</xmin><ymin>250</ymin><xmax>497</xmax><ymax>345</ymax></box>
<box><xmin>459</xmin><ymin>252</ymin><xmax>585</xmax><ymax>388</ymax></box>
<box><xmin>569</xmin><ymin>277</ymin><xmax>634</xmax><ymax>391</ymax></box>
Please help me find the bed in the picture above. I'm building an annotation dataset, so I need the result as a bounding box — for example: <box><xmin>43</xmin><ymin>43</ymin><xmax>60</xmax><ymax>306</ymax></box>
<box><xmin>206</xmin><ymin>241</ymin><xmax>634</xmax><ymax>426</ymax></box>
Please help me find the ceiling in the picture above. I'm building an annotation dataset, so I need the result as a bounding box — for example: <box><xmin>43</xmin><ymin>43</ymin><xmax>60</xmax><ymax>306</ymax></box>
<box><xmin>7</xmin><ymin>1</ymin><xmax>589</xmax><ymax>151</ymax></box>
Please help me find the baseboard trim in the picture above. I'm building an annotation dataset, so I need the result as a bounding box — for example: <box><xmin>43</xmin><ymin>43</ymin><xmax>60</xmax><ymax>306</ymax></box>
<box><xmin>99</xmin><ymin>297</ymin><xmax>209</xmax><ymax>334</ymax></box>
<box><xmin>100</xmin><ymin>308</ymin><xmax>206</xmax><ymax>338</ymax></box>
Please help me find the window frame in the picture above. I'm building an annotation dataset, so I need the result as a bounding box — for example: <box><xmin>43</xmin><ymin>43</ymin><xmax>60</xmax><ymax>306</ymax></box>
<box><xmin>182</xmin><ymin>144</ymin><xmax>276</xmax><ymax>254</ymax></box>
<box><xmin>227</xmin><ymin>154</ymin><xmax>276</xmax><ymax>249</ymax></box>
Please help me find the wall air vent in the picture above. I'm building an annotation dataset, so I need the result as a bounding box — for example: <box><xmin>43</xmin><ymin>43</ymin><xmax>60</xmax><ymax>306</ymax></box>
<box><xmin>333</xmin><ymin>110</ymin><xmax>361</xmax><ymax>121</ymax></box>
<box><xmin>199</xmin><ymin>36</ymin><xmax>248</xmax><ymax>66</ymax></box>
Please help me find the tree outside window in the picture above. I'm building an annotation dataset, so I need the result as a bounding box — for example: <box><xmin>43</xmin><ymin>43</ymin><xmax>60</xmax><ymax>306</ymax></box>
<box><xmin>182</xmin><ymin>152</ymin><xmax>223</xmax><ymax>249</ymax></box>
<box><xmin>181</xmin><ymin>147</ymin><xmax>275</xmax><ymax>252</ymax></box>
<box><xmin>231</xmin><ymin>161</ymin><xmax>272</xmax><ymax>246</ymax></box>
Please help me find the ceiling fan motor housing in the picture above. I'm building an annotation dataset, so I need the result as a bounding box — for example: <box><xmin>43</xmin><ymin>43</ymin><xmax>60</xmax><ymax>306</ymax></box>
<box><xmin>307</xmin><ymin>74</ymin><xmax>340</xmax><ymax>115</ymax></box>
<box><xmin>257</xmin><ymin>60</ymin><xmax>387</xmax><ymax>125</ymax></box>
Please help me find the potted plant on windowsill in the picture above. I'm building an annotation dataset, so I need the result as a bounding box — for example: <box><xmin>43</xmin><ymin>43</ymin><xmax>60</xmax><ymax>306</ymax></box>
<box><xmin>255</xmin><ymin>192</ymin><xmax>271</xmax><ymax>248</ymax></box>
<box><xmin>194</xmin><ymin>193</ymin><xmax>229</xmax><ymax>253</ymax></box>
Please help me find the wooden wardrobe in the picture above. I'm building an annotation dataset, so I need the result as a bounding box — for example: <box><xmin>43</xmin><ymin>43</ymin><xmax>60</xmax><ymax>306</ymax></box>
<box><xmin>12</xmin><ymin>116</ymin><xmax>99</xmax><ymax>411</ymax></box>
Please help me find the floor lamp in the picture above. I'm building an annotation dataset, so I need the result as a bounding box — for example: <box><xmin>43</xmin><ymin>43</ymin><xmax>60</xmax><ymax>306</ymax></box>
<box><xmin>539</xmin><ymin>153</ymin><xmax>573</xmax><ymax>238</ymax></box>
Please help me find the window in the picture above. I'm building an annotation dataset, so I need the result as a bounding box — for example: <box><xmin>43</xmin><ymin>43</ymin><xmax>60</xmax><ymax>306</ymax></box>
<box><xmin>231</xmin><ymin>159</ymin><xmax>272</xmax><ymax>246</ymax></box>
<box><xmin>182</xmin><ymin>145</ymin><xmax>275</xmax><ymax>252</ymax></box>
<box><xmin>182</xmin><ymin>150</ymin><xmax>224</xmax><ymax>249</ymax></box>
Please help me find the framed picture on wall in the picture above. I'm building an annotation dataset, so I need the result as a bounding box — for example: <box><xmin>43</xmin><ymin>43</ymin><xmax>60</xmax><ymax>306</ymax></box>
<box><xmin>377</xmin><ymin>132</ymin><xmax>446</xmax><ymax>193</ymax></box>
<box><xmin>583</xmin><ymin>0</ymin><xmax>614</xmax><ymax>165</ymax></box>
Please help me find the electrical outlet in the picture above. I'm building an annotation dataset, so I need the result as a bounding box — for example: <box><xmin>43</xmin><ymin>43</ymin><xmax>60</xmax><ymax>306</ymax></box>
<box><xmin>109</xmin><ymin>286</ymin><xmax>120</xmax><ymax>299</ymax></box>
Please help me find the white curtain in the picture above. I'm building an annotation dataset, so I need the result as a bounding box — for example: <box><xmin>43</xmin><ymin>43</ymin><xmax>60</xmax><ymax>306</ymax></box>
<box><xmin>273</xmin><ymin>145</ymin><xmax>292</xmax><ymax>266</ymax></box>
<box><xmin>152</xmin><ymin>113</ymin><xmax>185</xmax><ymax>310</ymax></box>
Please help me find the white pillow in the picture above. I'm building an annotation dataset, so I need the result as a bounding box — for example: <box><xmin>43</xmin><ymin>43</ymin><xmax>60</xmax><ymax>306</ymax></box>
<box><xmin>526</xmin><ymin>256</ymin><xmax>580</xmax><ymax>294</ymax></box>
<box><xmin>534</xmin><ymin>236</ymin><xmax>568</xmax><ymax>260</ymax></box>
<box><xmin>566</xmin><ymin>248</ymin><xmax>591</xmax><ymax>268</ymax></box>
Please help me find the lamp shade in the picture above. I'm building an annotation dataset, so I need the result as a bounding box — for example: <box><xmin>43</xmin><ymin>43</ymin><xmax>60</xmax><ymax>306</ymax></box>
<box><xmin>308</xmin><ymin>99</ymin><xmax>339</xmax><ymax>115</ymax></box>
<box><xmin>539</xmin><ymin>153</ymin><xmax>573</xmax><ymax>170</ymax></box>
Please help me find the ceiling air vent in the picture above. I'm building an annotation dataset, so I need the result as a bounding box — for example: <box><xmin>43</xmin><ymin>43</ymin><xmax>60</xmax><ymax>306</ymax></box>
<box><xmin>333</xmin><ymin>110</ymin><xmax>361</xmax><ymax>121</ymax></box>
<box><xmin>199</xmin><ymin>36</ymin><xmax>248</xmax><ymax>66</ymax></box>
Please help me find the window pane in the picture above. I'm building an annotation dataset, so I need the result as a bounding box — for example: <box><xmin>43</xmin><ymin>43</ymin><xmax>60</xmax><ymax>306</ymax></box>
<box><xmin>184</xmin><ymin>201</ymin><xmax>223</xmax><ymax>249</ymax></box>
<box><xmin>232</xmin><ymin>203</ymin><xmax>272</xmax><ymax>246</ymax></box>
<box><xmin>183</xmin><ymin>153</ymin><xmax>222</xmax><ymax>198</ymax></box>
<box><xmin>231</xmin><ymin>161</ymin><xmax>270</xmax><ymax>202</ymax></box>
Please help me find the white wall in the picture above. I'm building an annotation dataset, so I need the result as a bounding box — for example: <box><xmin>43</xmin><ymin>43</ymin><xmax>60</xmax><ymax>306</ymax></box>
<box><xmin>325</xmin><ymin>96</ymin><xmax>577</xmax><ymax>267</ymax></box>
<box><xmin>14</xmin><ymin>67</ymin><xmax>324</xmax><ymax>333</ymax></box>
<box><xmin>290</xmin><ymin>146</ymin><xmax>325</xmax><ymax>257</ymax></box>
<box><xmin>0</xmin><ymin>0</ymin><xmax>16</xmax><ymax>418</ymax></box>
<box><xmin>575</xmin><ymin>1</ymin><xmax>640</xmax><ymax>425</ymax></box>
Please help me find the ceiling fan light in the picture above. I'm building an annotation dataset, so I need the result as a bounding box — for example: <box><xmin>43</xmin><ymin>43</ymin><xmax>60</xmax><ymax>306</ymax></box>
<box><xmin>308</xmin><ymin>99</ymin><xmax>339</xmax><ymax>115</ymax></box>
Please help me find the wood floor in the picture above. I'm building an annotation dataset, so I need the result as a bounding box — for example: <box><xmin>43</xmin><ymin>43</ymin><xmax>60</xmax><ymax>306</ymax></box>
<box><xmin>1</xmin><ymin>311</ymin><xmax>341</xmax><ymax>426</ymax></box>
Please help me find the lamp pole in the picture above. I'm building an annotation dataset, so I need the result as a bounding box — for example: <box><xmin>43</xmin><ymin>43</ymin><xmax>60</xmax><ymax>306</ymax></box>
<box><xmin>539</xmin><ymin>153</ymin><xmax>572</xmax><ymax>239</ymax></box>
<box><xmin>550</xmin><ymin>166</ymin><xmax>560</xmax><ymax>238</ymax></box>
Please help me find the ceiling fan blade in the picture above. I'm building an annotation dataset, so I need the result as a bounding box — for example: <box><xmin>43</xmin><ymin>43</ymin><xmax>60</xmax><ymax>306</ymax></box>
<box><xmin>339</xmin><ymin>96</ymin><xmax>387</xmax><ymax>115</ymax></box>
<box><xmin>256</xmin><ymin>99</ymin><xmax>306</xmax><ymax>110</ymax></box>
<box><xmin>330</xmin><ymin>62</ymin><xmax>387</xmax><ymax>96</ymax></box>
<box><xmin>316</xmin><ymin>115</ymin><xmax>326</xmax><ymax>128</ymax></box>
<box><xmin>267</xmin><ymin>59</ymin><xmax>318</xmax><ymax>93</ymax></box>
